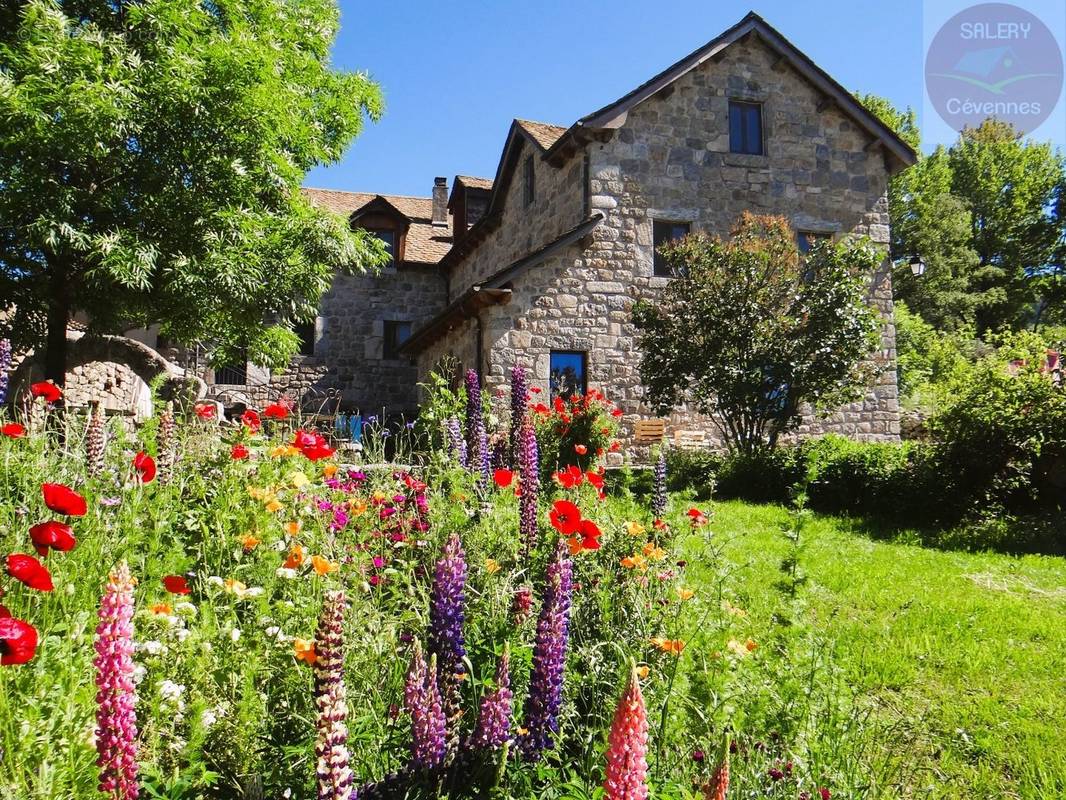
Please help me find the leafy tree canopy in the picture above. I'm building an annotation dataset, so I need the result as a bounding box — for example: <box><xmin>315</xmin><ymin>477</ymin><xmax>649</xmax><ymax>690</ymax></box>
<box><xmin>0</xmin><ymin>0</ymin><xmax>385</xmax><ymax>381</ymax></box>
<box><xmin>633</xmin><ymin>214</ymin><xmax>882</xmax><ymax>454</ymax></box>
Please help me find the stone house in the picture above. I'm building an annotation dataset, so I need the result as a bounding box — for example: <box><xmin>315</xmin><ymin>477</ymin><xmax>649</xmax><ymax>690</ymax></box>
<box><xmin>280</xmin><ymin>12</ymin><xmax>917</xmax><ymax>452</ymax></box>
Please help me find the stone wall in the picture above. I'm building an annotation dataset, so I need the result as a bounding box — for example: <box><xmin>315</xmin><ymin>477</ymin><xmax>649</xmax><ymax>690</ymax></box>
<box><xmin>448</xmin><ymin>136</ymin><xmax>585</xmax><ymax>301</ymax></box>
<box><xmin>433</xmin><ymin>34</ymin><xmax>901</xmax><ymax>459</ymax></box>
<box><xmin>272</xmin><ymin>264</ymin><xmax>447</xmax><ymax>416</ymax></box>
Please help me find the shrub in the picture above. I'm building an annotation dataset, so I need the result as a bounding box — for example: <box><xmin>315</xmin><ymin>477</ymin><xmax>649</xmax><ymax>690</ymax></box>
<box><xmin>802</xmin><ymin>435</ymin><xmax>917</xmax><ymax>518</ymax></box>
<box><xmin>531</xmin><ymin>389</ymin><xmax>620</xmax><ymax>482</ymax></box>
<box><xmin>664</xmin><ymin>447</ymin><xmax>719</xmax><ymax>499</ymax></box>
<box><xmin>714</xmin><ymin>447</ymin><xmax>805</xmax><ymax>504</ymax></box>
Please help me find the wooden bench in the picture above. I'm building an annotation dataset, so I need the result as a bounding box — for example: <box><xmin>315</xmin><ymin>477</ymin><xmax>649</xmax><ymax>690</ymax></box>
<box><xmin>634</xmin><ymin>418</ymin><xmax>666</xmax><ymax>444</ymax></box>
<box><xmin>673</xmin><ymin>428</ymin><xmax>706</xmax><ymax>448</ymax></box>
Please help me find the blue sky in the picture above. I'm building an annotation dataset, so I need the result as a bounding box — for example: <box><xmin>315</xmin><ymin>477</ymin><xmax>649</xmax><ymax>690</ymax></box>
<box><xmin>306</xmin><ymin>1</ymin><xmax>927</xmax><ymax>197</ymax></box>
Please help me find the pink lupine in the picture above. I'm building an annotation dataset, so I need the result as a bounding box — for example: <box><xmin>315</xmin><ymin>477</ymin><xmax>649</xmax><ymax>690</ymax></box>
<box><xmin>94</xmin><ymin>561</ymin><xmax>139</xmax><ymax>800</ymax></box>
<box><xmin>314</xmin><ymin>590</ymin><xmax>354</xmax><ymax>800</ymax></box>
<box><xmin>603</xmin><ymin>664</ymin><xmax>649</xmax><ymax>800</ymax></box>
<box><xmin>701</xmin><ymin>735</ymin><xmax>731</xmax><ymax>800</ymax></box>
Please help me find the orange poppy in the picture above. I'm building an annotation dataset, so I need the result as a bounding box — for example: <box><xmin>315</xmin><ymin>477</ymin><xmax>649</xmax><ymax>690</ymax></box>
<box><xmin>311</xmin><ymin>555</ymin><xmax>338</xmax><ymax>575</ymax></box>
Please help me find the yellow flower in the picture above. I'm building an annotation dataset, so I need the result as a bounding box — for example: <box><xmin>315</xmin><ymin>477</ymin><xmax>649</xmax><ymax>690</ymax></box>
<box><xmin>323</xmin><ymin>464</ymin><xmax>339</xmax><ymax>478</ymax></box>
<box><xmin>271</xmin><ymin>445</ymin><xmax>300</xmax><ymax>458</ymax></box>
<box><xmin>642</xmin><ymin>542</ymin><xmax>667</xmax><ymax>561</ymax></box>
<box><xmin>150</xmin><ymin>602</ymin><xmax>172</xmax><ymax>615</ymax></box>
<box><xmin>727</xmin><ymin>638</ymin><xmax>757</xmax><ymax>657</ymax></box>
<box><xmin>625</xmin><ymin>520</ymin><xmax>646</xmax><ymax>536</ymax></box>
<box><xmin>239</xmin><ymin>533</ymin><xmax>260</xmax><ymax>552</ymax></box>
<box><xmin>247</xmin><ymin>486</ymin><xmax>271</xmax><ymax>501</ymax></box>
<box><xmin>265</xmin><ymin>499</ymin><xmax>284</xmax><ymax>514</ymax></box>
<box><xmin>485</xmin><ymin>558</ymin><xmax>501</xmax><ymax>574</ymax></box>
<box><xmin>293</xmin><ymin>638</ymin><xmax>317</xmax><ymax>665</ymax></box>
<box><xmin>285</xmin><ymin>521</ymin><xmax>301</xmax><ymax>537</ymax></box>
<box><xmin>289</xmin><ymin>471</ymin><xmax>310</xmax><ymax>489</ymax></box>
<box><xmin>620</xmin><ymin>553</ymin><xmax>647</xmax><ymax>570</ymax></box>
<box><xmin>636</xmin><ymin>665</ymin><xmax>650</xmax><ymax>679</ymax></box>
<box><xmin>349</xmin><ymin>500</ymin><xmax>368</xmax><ymax>516</ymax></box>
<box><xmin>722</xmin><ymin>600</ymin><xmax>747</xmax><ymax>618</ymax></box>
<box><xmin>223</xmin><ymin>578</ymin><xmax>250</xmax><ymax>598</ymax></box>
<box><xmin>372</xmin><ymin>490</ymin><xmax>388</xmax><ymax>503</ymax></box>
<box><xmin>676</xmin><ymin>586</ymin><xmax>695</xmax><ymax>601</ymax></box>
<box><xmin>311</xmin><ymin>555</ymin><xmax>338</xmax><ymax>576</ymax></box>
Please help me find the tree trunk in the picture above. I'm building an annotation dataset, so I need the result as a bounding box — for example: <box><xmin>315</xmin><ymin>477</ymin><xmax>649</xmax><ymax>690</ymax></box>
<box><xmin>44</xmin><ymin>260</ymin><xmax>71</xmax><ymax>389</ymax></box>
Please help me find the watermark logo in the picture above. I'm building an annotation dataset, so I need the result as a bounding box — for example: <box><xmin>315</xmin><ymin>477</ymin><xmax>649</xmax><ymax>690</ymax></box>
<box><xmin>924</xmin><ymin>2</ymin><xmax>1063</xmax><ymax>138</ymax></box>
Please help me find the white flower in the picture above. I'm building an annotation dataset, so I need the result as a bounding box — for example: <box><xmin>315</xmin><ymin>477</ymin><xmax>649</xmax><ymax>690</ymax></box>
<box><xmin>243</xmin><ymin>587</ymin><xmax>264</xmax><ymax>598</ymax></box>
<box><xmin>175</xmin><ymin>601</ymin><xmax>197</xmax><ymax>616</ymax></box>
<box><xmin>206</xmin><ymin>576</ymin><xmax>224</xmax><ymax>587</ymax></box>
<box><xmin>174</xmin><ymin>628</ymin><xmax>190</xmax><ymax>643</ymax></box>
<box><xmin>275</xmin><ymin>567</ymin><xmax>298</xmax><ymax>579</ymax></box>
<box><xmin>264</xmin><ymin>626</ymin><xmax>281</xmax><ymax>638</ymax></box>
<box><xmin>200</xmin><ymin>708</ymin><xmax>218</xmax><ymax>728</ymax></box>
<box><xmin>132</xmin><ymin>664</ymin><xmax>147</xmax><ymax>685</ymax></box>
<box><xmin>229</xmin><ymin>628</ymin><xmax>241</xmax><ymax>643</ymax></box>
<box><xmin>158</xmin><ymin>680</ymin><xmax>186</xmax><ymax>704</ymax></box>
<box><xmin>139</xmin><ymin>640</ymin><xmax>165</xmax><ymax>656</ymax></box>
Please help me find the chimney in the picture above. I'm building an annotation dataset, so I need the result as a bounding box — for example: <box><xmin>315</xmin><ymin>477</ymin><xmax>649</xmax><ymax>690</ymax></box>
<box><xmin>432</xmin><ymin>177</ymin><xmax>448</xmax><ymax>227</ymax></box>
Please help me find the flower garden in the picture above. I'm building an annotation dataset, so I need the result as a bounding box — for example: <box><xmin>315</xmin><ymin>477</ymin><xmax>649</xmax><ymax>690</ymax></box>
<box><xmin>1</xmin><ymin>367</ymin><xmax>1064</xmax><ymax>800</ymax></box>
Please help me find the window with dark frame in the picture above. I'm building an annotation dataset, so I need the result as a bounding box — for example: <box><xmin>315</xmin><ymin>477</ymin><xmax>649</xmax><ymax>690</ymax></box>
<box><xmin>367</xmin><ymin>228</ymin><xmax>397</xmax><ymax>267</ymax></box>
<box><xmin>653</xmin><ymin>220</ymin><xmax>692</xmax><ymax>276</ymax></box>
<box><xmin>523</xmin><ymin>155</ymin><xmax>535</xmax><ymax>207</ymax></box>
<box><xmin>214</xmin><ymin>352</ymin><xmax>248</xmax><ymax>386</ymax></box>
<box><xmin>729</xmin><ymin>100</ymin><xmax>764</xmax><ymax>155</ymax></box>
<box><xmin>796</xmin><ymin>230</ymin><xmax>832</xmax><ymax>255</ymax></box>
<box><xmin>293</xmin><ymin>319</ymin><xmax>316</xmax><ymax>357</ymax></box>
<box><xmin>383</xmin><ymin>320</ymin><xmax>412</xmax><ymax>360</ymax></box>
<box><xmin>549</xmin><ymin>350</ymin><xmax>587</xmax><ymax>400</ymax></box>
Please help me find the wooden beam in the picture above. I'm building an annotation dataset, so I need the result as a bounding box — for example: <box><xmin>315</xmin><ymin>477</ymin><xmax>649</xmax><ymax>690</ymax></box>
<box><xmin>864</xmin><ymin>137</ymin><xmax>883</xmax><ymax>153</ymax></box>
<box><xmin>816</xmin><ymin>96</ymin><xmax>834</xmax><ymax>113</ymax></box>
<box><xmin>654</xmin><ymin>84</ymin><xmax>676</xmax><ymax>101</ymax></box>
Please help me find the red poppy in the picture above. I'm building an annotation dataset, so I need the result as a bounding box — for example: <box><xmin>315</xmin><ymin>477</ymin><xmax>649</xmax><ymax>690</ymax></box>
<box><xmin>578</xmin><ymin>518</ymin><xmax>602</xmax><ymax>550</ymax></box>
<box><xmin>133</xmin><ymin>452</ymin><xmax>156</xmax><ymax>484</ymax></box>
<box><xmin>529</xmin><ymin>387</ymin><xmax>542</xmax><ymax>394</ymax></box>
<box><xmin>194</xmin><ymin>403</ymin><xmax>217</xmax><ymax>419</ymax></box>
<box><xmin>0</xmin><ymin>617</ymin><xmax>38</xmax><ymax>665</ymax></box>
<box><xmin>30</xmin><ymin>381</ymin><xmax>62</xmax><ymax>403</ymax></box>
<box><xmin>41</xmin><ymin>483</ymin><xmax>87</xmax><ymax>517</ymax></box>
<box><xmin>609</xmin><ymin>441</ymin><xmax>621</xmax><ymax>452</ymax></box>
<box><xmin>574</xmin><ymin>444</ymin><xmax>588</xmax><ymax>456</ymax></box>
<box><xmin>162</xmin><ymin>575</ymin><xmax>191</xmax><ymax>595</ymax></box>
<box><xmin>549</xmin><ymin>499</ymin><xmax>582</xmax><ymax>536</ymax></box>
<box><xmin>29</xmin><ymin>521</ymin><xmax>76</xmax><ymax>557</ymax></box>
<box><xmin>531</xmin><ymin>402</ymin><xmax>550</xmax><ymax>416</ymax></box>
<box><xmin>585</xmin><ymin>471</ymin><xmax>604</xmax><ymax>490</ymax></box>
<box><xmin>2</xmin><ymin>423</ymin><xmax>26</xmax><ymax>438</ymax></box>
<box><xmin>6</xmin><ymin>554</ymin><xmax>53</xmax><ymax>592</ymax></box>
<box><xmin>611</xmin><ymin>408</ymin><xmax>624</xmax><ymax>417</ymax></box>
<box><xmin>302</xmin><ymin>442</ymin><xmax>335</xmax><ymax>462</ymax></box>
<box><xmin>553</xmin><ymin>396</ymin><xmax>566</xmax><ymax>414</ymax></box>
<box><xmin>493</xmin><ymin>469</ymin><xmax>514</xmax><ymax>488</ymax></box>
<box><xmin>0</xmin><ymin>604</ymin><xmax>9</xmax><ymax>618</ymax></box>
<box><xmin>293</xmin><ymin>429</ymin><xmax>320</xmax><ymax>449</ymax></box>
<box><xmin>263</xmin><ymin>403</ymin><xmax>289</xmax><ymax>420</ymax></box>
<box><xmin>687</xmin><ymin>508</ymin><xmax>708</xmax><ymax>526</ymax></box>
<box><xmin>554</xmin><ymin>465</ymin><xmax>584</xmax><ymax>489</ymax></box>
<box><xmin>230</xmin><ymin>443</ymin><xmax>250</xmax><ymax>460</ymax></box>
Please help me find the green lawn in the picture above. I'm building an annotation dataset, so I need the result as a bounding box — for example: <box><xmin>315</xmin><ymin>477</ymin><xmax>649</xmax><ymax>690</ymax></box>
<box><xmin>685</xmin><ymin>499</ymin><xmax>1066</xmax><ymax>799</ymax></box>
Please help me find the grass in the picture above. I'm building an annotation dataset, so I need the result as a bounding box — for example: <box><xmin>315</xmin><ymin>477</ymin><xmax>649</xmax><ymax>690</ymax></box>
<box><xmin>686</xmin><ymin>498</ymin><xmax>1066</xmax><ymax>799</ymax></box>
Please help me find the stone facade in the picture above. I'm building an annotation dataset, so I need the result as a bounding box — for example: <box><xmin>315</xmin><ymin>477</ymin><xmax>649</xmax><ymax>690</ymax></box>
<box><xmin>411</xmin><ymin>20</ymin><xmax>911</xmax><ymax>457</ymax></box>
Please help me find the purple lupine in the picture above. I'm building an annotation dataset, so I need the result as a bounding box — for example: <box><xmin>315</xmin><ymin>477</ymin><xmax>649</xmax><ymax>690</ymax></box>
<box><xmin>475</xmin><ymin>419</ymin><xmax>490</xmax><ymax>490</ymax></box>
<box><xmin>517</xmin><ymin>413</ymin><xmax>539</xmax><ymax>554</ymax></box>
<box><xmin>94</xmin><ymin>561</ymin><xmax>139</xmax><ymax>800</ymax></box>
<box><xmin>519</xmin><ymin>540</ymin><xmax>574</xmax><ymax>760</ymax></box>
<box><xmin>428</xmin><ymin>533</ymin><xmax>467</xmax><ymax>759</ymax></box>
<box><xmin>652</xmin><ymin>448</ymin><xmax>668</xmax><ymax>521</ymax></box>
<box><xmin>314</xmin><ymin>590</ymin><xmax>354</xmax><ymax>800</ymax></box>
<box><xmin>404</xmin><ymin>641</ymin><xmax>447</xmax><ymax>771</ymax></box>
<box><xmin>508</xmin><ymin>364</ymin><xmax>529</xmax><ymax>466</ymax></box>
<box><xmin>445</xmin><ymin>417</ymin><xmax>467</xmax><ymax>467</ymax></box>
<box><xmin>428</xmin><ymin>533</ymin><xmax>467</xmax><ymax>678</ymax></box>
<box><xmin>464</xmin><ymin>370</ymin><xmax>482</xmax><ymax>463</ymax></box>
<box><xmin>0</xmin><ymin>338</ymin><xmax>10</xmax><ymax>406</ymax></box>
<box><xmin>472</xmin><ymin>646</ymin><xmax>513</xmax><ymax>750</ymax></box>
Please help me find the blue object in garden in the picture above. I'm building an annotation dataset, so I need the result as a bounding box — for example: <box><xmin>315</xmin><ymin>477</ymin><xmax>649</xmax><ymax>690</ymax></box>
<box><xmin>349</xmin><ymin>415</ymin><xmax>362</xmax><ymax>443</ymax></box>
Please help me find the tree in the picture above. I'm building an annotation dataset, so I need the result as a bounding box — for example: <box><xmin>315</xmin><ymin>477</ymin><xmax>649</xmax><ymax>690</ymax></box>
<box><xmin>633</xmin><ymin>214</ymin><xmax>882</xmax><ymax>453</ymax></box>
<box><xmin>948</xmin><ymin>120</ymin><xmax>1065</xmax><ymax>333</ymax></box>
<box><xmin>0</xmin><ymin>0</ymin><xmax>385</xmax><ymax>385</ymax></box>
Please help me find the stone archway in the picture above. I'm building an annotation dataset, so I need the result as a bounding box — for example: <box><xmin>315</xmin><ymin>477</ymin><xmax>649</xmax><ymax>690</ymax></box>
<box><xmin>10</xmin><ymin>334</ymin><xmax>205</xmax><ymax>420</ymax></box>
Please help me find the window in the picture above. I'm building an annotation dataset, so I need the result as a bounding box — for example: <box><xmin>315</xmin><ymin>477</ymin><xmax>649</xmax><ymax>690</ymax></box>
<box><xmin>383</xmin><ymin>320</ymin><xmax>412</xmax><ymax>360</ymax></box>
<box><xmin>549</xmin><ymin>350</ymin><xmax>587</xmax><ymax>400</ymax></box>
<box><xmin>523</xmin><ymin>155</ymin><xmax>535</xmax><ymax>207</ymax></box>
<box><xmin>294</xmin><ymin>319</ymin><xmax>316</xmax><ymax>357</ymax></box>
<box><xmin>215</xmin><ymin>352</ymin><xmax>247</xmax><ymax>386</ymax></box>
<box><xmin>729</xmin><ymin>100</ymin><xmax>763</xmax><ymax>155</ymax></box>
<box><xmin>796</xmin><ymin>231</ymin><xmax>831</xmax><ymax>255</ymax></box>
<box><xmin>653</xmin><ymin>220</ymin><xmax>691</xmax><ymax>276</ymax></box>
<box><xmin>367</xmin><ymin>228</ymin><xmax>396</xmax><ymax>267</ymax></box>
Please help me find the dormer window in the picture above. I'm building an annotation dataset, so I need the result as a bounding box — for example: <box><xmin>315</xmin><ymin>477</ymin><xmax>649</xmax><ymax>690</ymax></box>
<box><xmin>367</xmin><ymin>228</ymin><xmax>396</xmax><ymax>268</ymax></box>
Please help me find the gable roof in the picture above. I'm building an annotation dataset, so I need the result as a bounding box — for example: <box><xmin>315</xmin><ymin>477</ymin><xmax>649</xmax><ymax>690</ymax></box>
<box><xmin>302</xmin><ymin>188</ymin><xmax>452</xmax><ymax>265</ymax></box>
<box><xmin>544</xmin><ymin>11</ymin><xmax>917</xmax><ymax>173</ymax></box>
<box><xmin>454</xmin><ymin>175</ymin><xmax>494</xmax><ymax>191</ymax></box>
<box><xmin>514</xmin><ymin>119</ymin><xmax>568</xmax><ymax>151</ymax></box>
